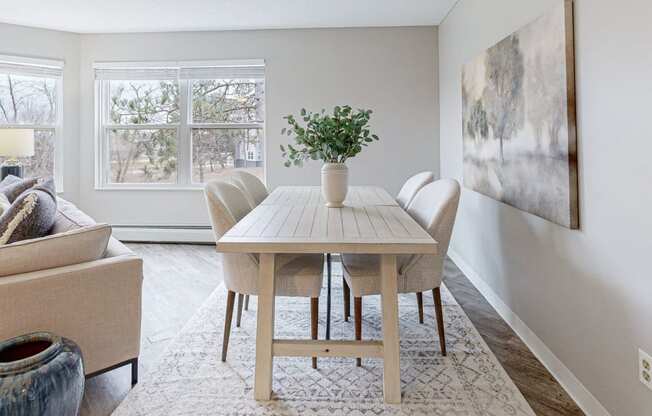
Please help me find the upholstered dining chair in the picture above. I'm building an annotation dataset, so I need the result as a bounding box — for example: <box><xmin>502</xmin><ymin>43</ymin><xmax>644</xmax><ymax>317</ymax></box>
<box><xmin>395</xmin><ymin>171</ymin><xmax>435</xmax><ymax>209</ymax></box>
<box><xmin>204</xmin><ymin>180</ymin><xmax>325</xmax><ymax>368</ymax></box>
<box><xmin>342</xmin><ymin>171</ymin><xmax>435</xmax><ymax>324</ymax></box>
<box><xmin>341</xmin><ymin>179</ymin><xmax>460</xmax><ymax>365</ymax></box>
<box><xmin>231</xmin><ymin>171</ymin><xmax>268</xmax><ymax>208</ymax></box>
<box><xmin>229</xmin><ymin>171</ymin><xmax>269</xmax><ymax>311</ymax></box>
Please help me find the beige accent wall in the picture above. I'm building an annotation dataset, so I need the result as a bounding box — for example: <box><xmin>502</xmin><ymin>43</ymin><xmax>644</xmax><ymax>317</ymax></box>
<box><xmin>0</xmin><ymin>23</ymin><xmax>81</xmax><ymax>203</ymax></box>
<box><xmin>439</xmin><ymin>1</ymin><xmax>652</xmax><ymax>415</ymax></box>
<box><xmin>77</xmin><ymin>27</ymin><xmax>439</xmax><ymax>227</ymax></box>
<box><xmin>1</xmin><ymin>24</ymin><xmax>439</xmax><ymax>228</ymax></box>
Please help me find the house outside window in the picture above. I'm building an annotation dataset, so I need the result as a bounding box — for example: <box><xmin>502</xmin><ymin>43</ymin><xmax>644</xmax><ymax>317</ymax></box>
<box><xmin>94</xmin><ymin>60</ymin><xmax>265</xmax><ymax>189</ymax></box>
<box><xmin>0</xmin><ymin>55</ymin><xmax>64</xmax><ymax>184</ymax></box>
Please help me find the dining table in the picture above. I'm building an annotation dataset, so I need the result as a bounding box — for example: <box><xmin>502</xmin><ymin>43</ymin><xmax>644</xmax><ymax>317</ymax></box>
<box><xmin>215</xmin><ymin>185</ymin><xmax>438</xmax><ymax>404</ymax></box>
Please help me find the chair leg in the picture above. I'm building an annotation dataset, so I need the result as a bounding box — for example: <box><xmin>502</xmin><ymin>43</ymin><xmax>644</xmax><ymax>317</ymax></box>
<box><xmin>311</xmin><ymin>297</ymin><xmax>319</xmax><ymax>369</ymax></box>
<box><xmin>354</xmin><ymin>297</ymin><xmax>362</xmax><ymax>367</ymax></box>
<box><xmin>343</xmin><ymin>278</ymin><xmax>351</xmax><ymax>322</ymax></box>
<box><xmin>236</xmin><ymin>293</ymin><xmax>244</xmax><ymax>327</ymax></box>
<box><xmin>416</xmin><ymin>292</ymin><xmax>424</xmax><ymax>324</ymax></box>
<box><xmin>222</xmin><ymin>290</ymin><xmax>236</xmax><ymax>362</ymax></box>
<box><xmin>244</xmin><ymin>294</ymin><xmax>250</xmax><ymax>311</ymax></box>
<box><xmin>130</xmin><ymin>357</ymin><xmax>138</xmax><ymax>387</ymax></box>
<box><xmin>433</xmin><ymin>287</ymin><xmax>447</xmax><ymax>356</ymax></box>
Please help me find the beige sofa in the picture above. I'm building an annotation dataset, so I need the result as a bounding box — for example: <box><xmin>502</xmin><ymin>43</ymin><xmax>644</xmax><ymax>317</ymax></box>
<box><xmin>0</xmin><ymin>198</ymin><xmax>143</xmax><ymax>385</ymax></box>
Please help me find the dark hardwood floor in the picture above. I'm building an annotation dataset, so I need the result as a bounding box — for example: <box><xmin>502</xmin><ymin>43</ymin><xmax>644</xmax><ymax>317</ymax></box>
<box><xmin>81</xmin><ymin>243</ymin><xmax>583</xmax><ymax>415</ymax></box>
<box><xmin>442</xmin><ymin>260</ymin><xmax>584</xmax><ymax>416</ymax></box>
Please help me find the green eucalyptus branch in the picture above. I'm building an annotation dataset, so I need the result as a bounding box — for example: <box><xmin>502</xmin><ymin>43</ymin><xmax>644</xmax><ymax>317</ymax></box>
<box><xmin>280</xmin><ymin>105</ymin><xmax>380</xmax><ymax>167</ymax></box>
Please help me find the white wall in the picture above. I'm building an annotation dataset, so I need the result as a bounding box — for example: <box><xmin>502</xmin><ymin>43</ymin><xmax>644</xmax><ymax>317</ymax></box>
<box><xmin>439</xmin><ymin>1</ymin><xmax>652</xmax><ymax>415</ymax></box>
<box><xmin>0</xmin><ymin>23</ymin><xmax>80</xmax><ymax>203</ymax></box>
<box><xmin>78</xmin><ymin>27</ymin><xmax>439</xmax><ymax>227</ymax></box>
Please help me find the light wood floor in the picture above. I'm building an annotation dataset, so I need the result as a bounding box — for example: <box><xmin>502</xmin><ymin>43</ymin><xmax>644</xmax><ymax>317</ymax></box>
<box><xmin>80</xmin><ymin>244</ymin><xmax>222</xmax><ymax>416</ymax></box>
<box><xmin>81</xmin><ymin>243</ymin><xmax>583</xmax><ymax>416</ymax></box>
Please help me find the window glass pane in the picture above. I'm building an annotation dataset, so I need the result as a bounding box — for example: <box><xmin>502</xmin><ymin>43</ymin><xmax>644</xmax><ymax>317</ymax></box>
<box><xmin>0</xmin><ymin>129</ymin><xmax>54</xmax><ymax>179</ymax></box>
<box><xmin>191</xmin><ymin>128</ymin><xmax>263</xmax><ymax>183</ymax></box>
<box><xmin>108</xmin><ymin>128</ymin><xmax>177</xmax><ymax>184</ymax></box>
<box><xmin>109</xmin><ymin>80</ymin><xmax>179</xmax><ymax>125</ymax></box>
<box><xmin>0</xmin><ymin>74</ymin><xmax>57</xmax><ymax>124</ymax></box>
<box><xmin>192</xmin><ymin>79</ymin><xmax>264</xmax><ymax>123</ymax></box>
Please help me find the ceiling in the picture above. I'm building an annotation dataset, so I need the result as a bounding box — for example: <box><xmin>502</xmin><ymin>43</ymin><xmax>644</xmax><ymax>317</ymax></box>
<box><xmin>0</xmin><ymin>0</ymin><xmax>457</xmax><ymax>34</ymax></box>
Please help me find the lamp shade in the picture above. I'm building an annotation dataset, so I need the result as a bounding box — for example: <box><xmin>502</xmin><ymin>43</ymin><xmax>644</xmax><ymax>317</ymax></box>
<box><xmin>0</xmin><ymin>129</ymin><xmax>35</xmax><ymax>157</ymax></box>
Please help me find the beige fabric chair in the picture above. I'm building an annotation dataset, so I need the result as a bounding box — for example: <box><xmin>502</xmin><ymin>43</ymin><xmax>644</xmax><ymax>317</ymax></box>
<box><xmin>0</xmin><ymin>198</ymin><xmax>143</xmax><ymax>385</ymax></box>
<box><xmin>204</xmin><ymin>180</ymin><xmax>324</xmax><ymax>368</ymax></box>
<box><xmin>341</xmin><ymin>179</ymin><xmax>460</xmax><ymax>363</ymax></box>
<box><xmin>340</xmin><ymin>172</ymin><xmax>435</xmax><ymax>319</ymax></box>
<box><xmin>229</xmin><ymin>171</ymin><xmax>269</xmax><ymax>309</ymax></box>
<box><xmin>395</xmin><ymin>171</ymin><xmax>435</xmax><ymax>209</ymax></box>
<box><xmin>231</xmin><ymin>171</ymin><xmax>268</xmax><ymax>208</ymax></box>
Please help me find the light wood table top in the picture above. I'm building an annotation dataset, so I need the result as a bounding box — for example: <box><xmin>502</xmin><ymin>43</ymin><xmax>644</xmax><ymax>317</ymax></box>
<box><xmin>217</xmin><ymin>186</ymin><xmax>438</xmax><ymax>255</ymax></box>
<box><xmin>262</xmin><ymin>185</ymin><xmax>398</xmax><ymax>207</ymax></box>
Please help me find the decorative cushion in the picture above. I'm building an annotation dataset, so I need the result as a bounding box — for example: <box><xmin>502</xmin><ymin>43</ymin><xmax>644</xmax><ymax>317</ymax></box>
<box><xmin>0</xmin><ymin>175</ymin><xmax>38</xmax><ymax>202</ymax></box>
<box><xmin>0</xmin><ymin>224</ymin><xmax>112</xmax><ymax>277</ymax></box>
<box><xmin>51</xmin><ymin>197</ymin><xmax>96</xmax><ymax>234</ymax></box>
<box><xmin>0</xmin><ymin>178</ymin><xmax>57</xmax><ymax>245</ymax></box>
<box><xmin>0</xmin><ymin>194</ymin><xmax>10</xmax><ymax>216</ymax></box>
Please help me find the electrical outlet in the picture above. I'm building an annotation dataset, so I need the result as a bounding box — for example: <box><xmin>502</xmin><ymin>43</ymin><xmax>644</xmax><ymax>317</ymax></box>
<box><xmin>640</xmin><ymin>349</ymin><xmax>652</xmax><ymax>391</ymax></box>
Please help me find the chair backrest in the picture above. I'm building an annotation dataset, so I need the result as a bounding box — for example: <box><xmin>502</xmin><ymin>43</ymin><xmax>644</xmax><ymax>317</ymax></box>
<box><xmin>231</xmin><ymin>171</ymin><xmax>268</xmax><ymax>207</ymax></box>
<box><xmin>204</xmin><ymin>180</ymin><xmax>252</xmax><ymax>241</ymax></box>
<box><xmin>204</xmin><ymin>180</ymin><xmax>260</xmax><ymax>294</ymax></box>
<box><xmin>396</xmin><ymin>171</ymin><xmax>435</xmax><ymax>209</ymax></box>
<box><xmin>406</xmin><ymin>178</ymin><xmax>461</xmax><ymax>257</ymax></box>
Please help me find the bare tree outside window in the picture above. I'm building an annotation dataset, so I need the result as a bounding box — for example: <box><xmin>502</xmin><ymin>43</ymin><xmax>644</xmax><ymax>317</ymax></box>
<box><xmin>98</xmin><ymin>71</ymin><xmax>265</xmax><ymax>187</ymax></box>
<box><xmin>0</xmin><ymin>74</ymin><xmax>58</xmax><ymax>178</ymax></box>
<box><xmin>191</xmin><ymin>79</ymin><xmax>264</xmax><ymax>183</ymax></box>
<box><xmin>107</xmin><ymin>80</ymin><xmax>179</xmax><ymax>184</ymax></box>
<box><xmin>192</xmin><ymin>79</ymin><xmax>264</xmax><ymax>123</ymax></box>
<box><xmin>191</xmin><ymin>128</ymin><xmax>262</xmax><ymax>183</ymax></box>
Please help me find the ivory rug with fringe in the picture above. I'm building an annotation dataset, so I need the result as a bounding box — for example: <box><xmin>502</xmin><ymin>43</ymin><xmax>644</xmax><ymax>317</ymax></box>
<box><xmin>114</xmin><ymin>275</ymin><xmax>534</xmax><ymax>416</ymax></box>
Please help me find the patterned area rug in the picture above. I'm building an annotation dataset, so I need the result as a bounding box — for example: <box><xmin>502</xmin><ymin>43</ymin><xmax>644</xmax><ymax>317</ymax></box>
<box><xmin>114</xmin><ymin>264</ymin><xmax>535</xmax><ymax>416</ymax></box>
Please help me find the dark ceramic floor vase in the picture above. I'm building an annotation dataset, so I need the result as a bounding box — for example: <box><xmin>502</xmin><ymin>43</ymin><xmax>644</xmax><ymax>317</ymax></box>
<box><xmin>0</xmin><ymin>332</ymin><xmax>84</xmax><ymax>416</ymax></box>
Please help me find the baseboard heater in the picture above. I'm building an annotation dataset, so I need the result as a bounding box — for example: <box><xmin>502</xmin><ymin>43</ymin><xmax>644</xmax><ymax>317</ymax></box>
<box><xmin>111</xmin><ymin>225</ymin><xmax>214</xmax><ymax>244</ymax></box>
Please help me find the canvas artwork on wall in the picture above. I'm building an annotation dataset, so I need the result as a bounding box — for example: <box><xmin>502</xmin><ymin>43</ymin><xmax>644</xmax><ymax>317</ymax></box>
<box><xmin>462</xmin><ymin>0</ymin><xmax>578</xmax><ymax>228</ymax></box>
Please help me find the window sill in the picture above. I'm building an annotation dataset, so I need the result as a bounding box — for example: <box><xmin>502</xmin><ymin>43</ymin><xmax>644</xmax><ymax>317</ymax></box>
<box><xmin>94</xmin><ymin>186</ymin><xmax>205</xmax><ymax>192</ymax></box>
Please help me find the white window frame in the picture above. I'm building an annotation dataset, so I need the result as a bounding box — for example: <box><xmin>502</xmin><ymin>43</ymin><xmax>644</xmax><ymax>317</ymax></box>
<box><xmin>94</xmin><ymin>60</ymin><xmax>265</xmax><ymax>190</ymax></box>
<box><xmin>0</xmin><ymin>54</ymin><xmax>64</xmax><ymax>191</ymax></box>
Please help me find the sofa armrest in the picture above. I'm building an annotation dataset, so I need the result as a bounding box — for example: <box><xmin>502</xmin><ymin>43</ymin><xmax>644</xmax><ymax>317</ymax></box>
<box><xmin>0</xmin><ymin>253</ymin><xmax>144</xmax><ymax>375</ymax></box>
<box><xmin>104</xmin><ymin>236</ymin><xmax>133</xmax><ymax>258</ymax></box>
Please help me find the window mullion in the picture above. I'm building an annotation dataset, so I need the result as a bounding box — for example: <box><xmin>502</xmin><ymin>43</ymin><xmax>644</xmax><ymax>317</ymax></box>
<box><xmin>177</xmin><ymin>79</ymin><xmax>191</xmax><ymax>186</ymax></box>
<box><xmin>54</xmin><ymin>77</ymin><xmax>64</xmax><ymax>191</ymax></box>
<box><xmin>95</xmin><ymin>80</ymin><xmax>106</xmax><ymax>188</ymax></box>
<box><xmin>103</xmin><ymin>124</ymin><xmax>178</xmax><ymax>130</ymax></box>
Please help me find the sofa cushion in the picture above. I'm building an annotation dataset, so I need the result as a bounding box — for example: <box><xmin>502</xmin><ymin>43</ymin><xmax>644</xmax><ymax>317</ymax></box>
<box><xmin>51</xmin><ymin>197</ymin><xmax>96</xmax><ymax>234</ymax></box>
<box><xmin>0</xmin><ymin>223</ymin><xmax>112</xmax><ymax>277</ymax></box>
<box><xmin>0</xmin><ymin>178</ymin><xmax>57</xmax><ymax>245</ymax></box>
<box><xmin>0</xmin><ymin>194</ymin><xmax>10</xmax><ymax>216</ymax></box>
<box><xmin>0</xmin><ymin>175</ymin><xmax>38</xmax><ymax>202</ymax></box>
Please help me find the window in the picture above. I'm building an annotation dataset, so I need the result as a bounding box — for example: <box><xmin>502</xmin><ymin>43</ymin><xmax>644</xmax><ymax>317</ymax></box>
<box><xmin>95</xmin><ymin>60</ymin><xmax>265</xmax><ymax>188</ymax></box>
<box><xmin>0</xmin><ymin>55</ymin><xmax>63</xmax><ymax>181</ymax></box>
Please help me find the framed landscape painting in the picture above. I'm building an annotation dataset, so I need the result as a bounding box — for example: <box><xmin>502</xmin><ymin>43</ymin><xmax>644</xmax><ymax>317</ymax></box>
<box><xmin>461</xmin><ymin>0</ymin><xmax>578</xmax><ymax>228</ymax></box>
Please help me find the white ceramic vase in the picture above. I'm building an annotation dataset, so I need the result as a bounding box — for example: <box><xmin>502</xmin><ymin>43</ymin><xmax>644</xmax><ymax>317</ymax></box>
<box><xmin>321</xmin><ymin>163</ymin><xmax>348</xmax><ymax>208</ymax></box>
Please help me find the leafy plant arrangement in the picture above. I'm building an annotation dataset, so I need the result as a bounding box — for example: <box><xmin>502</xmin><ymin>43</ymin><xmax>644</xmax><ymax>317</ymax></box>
<box><xmin>280</xmin><ymin>105</ymin><xmax>380</xmax><ymax>167</ymax></box>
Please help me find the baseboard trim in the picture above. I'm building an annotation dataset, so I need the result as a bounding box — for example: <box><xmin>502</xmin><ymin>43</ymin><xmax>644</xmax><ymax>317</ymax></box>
<box><xmin>448</xmin><ymin>249</ymin><xmax>612</xmax><ymax>416</ymax></box>
<box><xmin>112</xmin><ymin>226</ymin><xmax>214</xmax><ymax>243</ymax></box>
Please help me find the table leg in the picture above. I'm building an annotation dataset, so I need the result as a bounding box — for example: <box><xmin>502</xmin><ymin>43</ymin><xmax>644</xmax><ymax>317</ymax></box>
<box><xmin>380</xmin><ymin>254</ymin><xmax>401</xmax><ymax>404</ymax></box>
<box><xmin>254</xmin><ymin>253</ymin><xmax>276</xmax><ymax>400</ymax></box>
<box><xmin>326</xmin><ymin>253</ymin><xmax>332</xmax><ymax>340</ymax></box>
